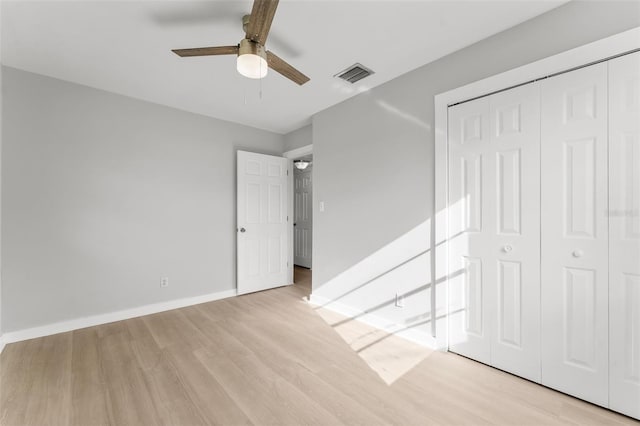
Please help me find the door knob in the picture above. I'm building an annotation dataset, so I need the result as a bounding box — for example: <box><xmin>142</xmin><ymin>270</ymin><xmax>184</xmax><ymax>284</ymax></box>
<box><xmin>503</xmin><ymin>244</ymin><xmax>513</xmax><ymax>253</ymax></box>
<box><xmin>239</xmin><ymin>227</ymin><xmax>246</xmax><ymax>233</ymax></box>
<box><xmin>294</xmin><ymin>223</ymin><xmax>297</xmax><ymax>226</ymax></box>
<box><xmin>572</xmin><ymin>249</ymin><xmax>583</xmax><ymax>258</ymax></box>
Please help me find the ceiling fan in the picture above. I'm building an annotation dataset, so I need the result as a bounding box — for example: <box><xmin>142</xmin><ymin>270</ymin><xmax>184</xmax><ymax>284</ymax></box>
<box><xmin>172</xmin><ymin>0</ymin><xmax>310</xmax><ymax>86</ymax></box>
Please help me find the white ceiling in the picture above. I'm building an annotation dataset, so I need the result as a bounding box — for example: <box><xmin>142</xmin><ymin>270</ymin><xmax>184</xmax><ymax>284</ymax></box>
<box><xmin>1</xmin><ymin>1</ymin><xmax>566</xmax><ymax>134</ymax></box>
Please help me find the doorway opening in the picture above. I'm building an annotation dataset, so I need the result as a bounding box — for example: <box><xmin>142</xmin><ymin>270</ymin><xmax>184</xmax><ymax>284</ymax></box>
<box><xmin>292</xmin><ymin>153</ymin><xmax>313</xmax><ymax>294</ymax></box>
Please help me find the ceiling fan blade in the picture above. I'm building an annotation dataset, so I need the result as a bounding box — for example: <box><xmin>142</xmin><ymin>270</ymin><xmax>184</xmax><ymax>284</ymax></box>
<box><xmin>245</xmin><ymin>0</ymin><xmax>279</xmax><ymax>45</ymax></box>
<box><xmin>267</xmin><ymin>51</ymin><xmax>310</xmax><ymax>86</ymax></box>
<box><xmin>172</xmin><ymin>45</ymin><xmax>238</xmax><ymax>57</ymax></box>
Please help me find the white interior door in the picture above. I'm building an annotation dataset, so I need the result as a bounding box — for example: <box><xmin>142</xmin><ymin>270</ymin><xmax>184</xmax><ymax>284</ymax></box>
<box><xmin>488</xmin><ymin>83</ymin><xmax>541</xmax><ymax>382</ymax></box>
<box><xmin>608</xmin><ymin>51</ymin><xmax>640</xmax><ymax>419</ymax></box>
<box><xmin>293</xmin><ymin>166</ymin><xmax>312</xmax><ymax>268</ymax></box>
<box><xmin>448</xmin><ymin>96</ymin><xmax>492</xmax><ymax>365</ymax></box>
<box><xmin>237</xmin><ymin>151</ymin><xmax>289</xmax><ymax>295</ymax></box>
<box><xmin>540</xmin><ymin>62</ymin><xmax>609</xmax><ymax>406</ymax></box>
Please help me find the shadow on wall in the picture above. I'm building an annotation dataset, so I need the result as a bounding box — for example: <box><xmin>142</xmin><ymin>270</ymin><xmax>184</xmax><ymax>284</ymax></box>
<box><xmin>310</xmin><ymin>85</ymin><xmax>437</xmax><ymax>326</ymax></box>
<box><xmin>311</xmin><ymin>220</ymin><xmax>433</xmax><ymax>335</ymax></box>
<box><xmin>310</xmin><ymin>198</ymin><xmax>471</xmax><ymax>385</ymax></box>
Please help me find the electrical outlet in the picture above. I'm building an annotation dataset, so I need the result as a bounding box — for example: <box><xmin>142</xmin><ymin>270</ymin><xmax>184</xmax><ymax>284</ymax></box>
<box><xmin>395</xmin><ymin>293</ymin><xmax>405</xmax><ymax>308</ymax></box>
<box><xmin>160</xmin><ymin>277</ymin><xmax>169</xmax><ymax>288</ymax></box>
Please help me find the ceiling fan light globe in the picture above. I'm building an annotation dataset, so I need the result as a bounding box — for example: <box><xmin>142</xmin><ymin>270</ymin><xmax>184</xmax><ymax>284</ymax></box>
<box><xmin>294</xmin><ymin>160</ymin><xmax>311</xmax><ymax>170</ymax></box>
<box><xmin>237</xmin><ymin>53</ymin><xmax>268</xmax><ymax>79</ymax></box>
<box><xmin>237</xmin><ymin>39</ymin><xmax>268</xmax><ymax>79</ymax></box>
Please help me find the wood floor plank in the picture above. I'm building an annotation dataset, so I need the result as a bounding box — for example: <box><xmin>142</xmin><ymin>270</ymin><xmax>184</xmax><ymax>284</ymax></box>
<box><xmin>230</xmin><ymin>351</ymin><xmax>346</xmax><ymax>426</ymax></box>
<box><xmin>193</xmin><ymin>347</ymin><xmax>286</xmax><ymax>425</ymax></box>
<box><xmin>195</xmin><ymin>296</ymin><xmax>250</xmax><ymax>323</ymax></box>
<box><xmin>164</xmin><ymin>346</ymin><xmax>254</xmax><ymax>426</ymax></box>
<box><xmin>98</xmin><ymin>329</ymin><xmax>162</xmax><ymax>426</ymax></box>
<box><xmin>70</xmin><ymin>328</ymin><xmax>110</xmax><ymax>426</ymax></box>
<box><xmin>125</xmin><ymin>316</ymin><xmax>163</xmax><ymax>371</ymax></box>
<box><xmin>21</xmin><ymin>333</ymin><xmax>73</xmax><ymax>426</ymax></box>
<box><xmin>1</xmin><ymin>338</ymin><xmax>49</xmax><ymax>426</ymax></box>
<box><xmin>139</xmin><ymin>351</ymin><xmax>209</xmax><ymax>426</ymax></box>
<box><xmin>194</xmin><ymin>344</ymin><xmax>345</xmax><ymax>426</ymax></box>
<box><xmin>180</xmin><ymin>306</ymin><xmax>254</xmax><ymax>359</ymax></box>
<box><xmin>224</xmin><ymin>318</ymin><xmax>399</xmax><ymax>426</ymax></box>
<box><xmin>142</xmin><ymin>309</ymin><xmax>210</xmax><ymax>352</ymax></box>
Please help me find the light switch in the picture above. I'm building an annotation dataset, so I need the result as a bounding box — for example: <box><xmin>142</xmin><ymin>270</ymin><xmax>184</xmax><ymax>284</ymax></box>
<box><xmin>319</xmin><ymin>201</ymin><xmax>325</xmax><ymax>212</ymax></box>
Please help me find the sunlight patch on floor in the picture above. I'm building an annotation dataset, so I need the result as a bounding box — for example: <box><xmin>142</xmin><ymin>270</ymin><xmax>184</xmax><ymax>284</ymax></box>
<box><xmin>314</xmin><ymin>307</ymin><xmax>433</xmax><ymax>385</ymax></box>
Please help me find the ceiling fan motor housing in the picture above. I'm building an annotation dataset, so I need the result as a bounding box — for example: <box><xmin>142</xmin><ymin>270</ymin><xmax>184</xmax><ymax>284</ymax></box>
<box><xmin>238</xmin><ymin>38</ymin><xmax>266</xmax><ymax>61</ymax></box>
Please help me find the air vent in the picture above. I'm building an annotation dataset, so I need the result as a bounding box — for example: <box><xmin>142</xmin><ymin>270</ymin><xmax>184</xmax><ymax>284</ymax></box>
<box><xmin>334</xmin><ymin>63</ymin><xmax>374</xmax><ymax>84</ymax></box>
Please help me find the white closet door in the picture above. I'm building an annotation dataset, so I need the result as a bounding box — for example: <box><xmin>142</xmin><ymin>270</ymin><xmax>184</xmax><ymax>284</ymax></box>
<box><xmin>448</xmin><ymin>84</ymin><xmax>541</xmax><ymax>378</ymax></box>
<box><xmin>448</xmin><ymin>96</ymin><xmax>492</xmax><ymax>365</ymax></box>
<box><xmin>489</xmin><ymin>83</ymin><xmax>541</xmax><ymax>382</ymax></box>
<box><xmin>609</xmin><ymin>51</ymin><xmax>640</xmax><ymax>419</ymax></box>
<box><xmin>540</xmin><ymin>62</ymin><xmax>609</xmax><ymax>406</ymax></box>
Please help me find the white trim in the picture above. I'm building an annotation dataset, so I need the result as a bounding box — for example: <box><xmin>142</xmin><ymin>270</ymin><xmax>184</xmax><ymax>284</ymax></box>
<box><xmin>434</xmin><ymin>27</ymin><xmax>640</xmax><ymax>351</ymax></box>
<box><xmin>309</xmin><ymin>294</ymin><xmax>438</xmax><ymax>350</ymax></box>
<box><xmin>0</xmin><ymin>336</ymin><xmax>6</xmax><ymax>354</ymax></box>
<box><xmin>283</xmin><ymin>144</ymin><xmax>313</xmax><ymax>159</ymax></box>
<box><xmin>1</xmin><ymin>288</ymin><xmax>237</xmax><ymax>345</ymax></box>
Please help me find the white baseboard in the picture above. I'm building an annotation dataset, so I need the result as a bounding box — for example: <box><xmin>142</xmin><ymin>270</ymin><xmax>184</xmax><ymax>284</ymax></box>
<box><xmin>308</xmin><ymin>294</ymin><xmax>439</xmax><ymax>350</ymax></box>
<box><xmin>1</xmin><ymin>288</ymin><xmax>237</xmax><ymax>347</ymax></box>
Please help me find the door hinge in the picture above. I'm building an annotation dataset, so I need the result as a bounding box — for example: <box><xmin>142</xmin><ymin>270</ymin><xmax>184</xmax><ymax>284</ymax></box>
<box><xmin>287</xmin><ymin>215</ymin><xmax>289</xmax><ymax>221</ymax></box>
<box><xmin>287</xmin><ymin>169</ymin><xmax>289</xmax><ymax>176</ymax></box>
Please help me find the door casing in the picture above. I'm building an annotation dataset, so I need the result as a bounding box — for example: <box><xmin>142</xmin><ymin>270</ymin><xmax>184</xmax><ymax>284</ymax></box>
<box><xmin>283</xmin><ymin>144</ymin><xmax>314</xmax><ymax>283</ymax></box>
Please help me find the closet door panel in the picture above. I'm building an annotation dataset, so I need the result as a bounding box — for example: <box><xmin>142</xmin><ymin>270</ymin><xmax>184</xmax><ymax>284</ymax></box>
<box><xmin>609</xmin><ymin>51</ymin><xmax>640</xmax><ymax>420</ymax></box>
<box><xmin>448</xmin><ymin>97</ymin><xmax>493</xmax><ymax>364</ymax></box>
<box><xmin>489</xmin><ymin>83</ymin><xmax>541</xmax><ymax>383</ymax></box>
<box><xmin>540</xmin><ymin>62</ymin><xmax>609</xmax><ymax>406</ymax></box>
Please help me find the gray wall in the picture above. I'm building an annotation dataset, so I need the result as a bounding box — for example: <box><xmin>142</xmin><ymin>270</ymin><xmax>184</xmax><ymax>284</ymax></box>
<box><xmin>283</xmin><ymin>124</ymin><xmax>312</xmax><ymax>152</ymax></box>
<box><xmin>311</xmin><ymin>1</ymin><xmax>640</xmax><ymax>338</ymax></box>
<box><xmin>1</xmin><ymin>67</ymin><xmax>284</xmax><ymax>332</ymax></box>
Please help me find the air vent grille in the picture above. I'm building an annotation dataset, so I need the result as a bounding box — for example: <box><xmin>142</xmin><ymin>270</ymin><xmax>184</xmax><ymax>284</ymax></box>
<box><xmin>335</xmin><ymin>63</ymin><xmax>374</xmax><ymax>84</ymax></box>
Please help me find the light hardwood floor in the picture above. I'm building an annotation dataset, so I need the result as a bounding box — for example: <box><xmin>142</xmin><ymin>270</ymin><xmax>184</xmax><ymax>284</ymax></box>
<box><xmin>1</xmin><ymin>266</ymin><xmax>637</xmax><ymax>426</ymax></box>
